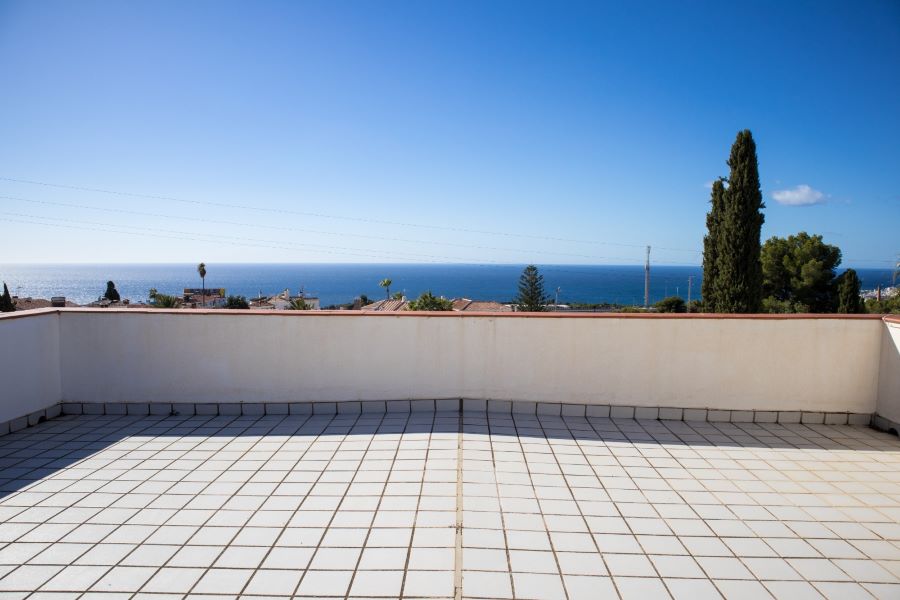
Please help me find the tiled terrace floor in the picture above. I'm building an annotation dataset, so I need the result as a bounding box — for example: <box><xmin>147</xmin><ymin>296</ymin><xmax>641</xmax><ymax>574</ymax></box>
<box><xmin>0</xmin><ymin>411</ymin><xmax>899</xmax><ymax>600</ymax></box>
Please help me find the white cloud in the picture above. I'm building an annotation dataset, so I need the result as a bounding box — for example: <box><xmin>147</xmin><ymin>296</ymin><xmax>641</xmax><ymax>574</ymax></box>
<box><xmin>772</xmin><ymin>184</ymin><xmax>826</xmax><ymax>206</ymax></box>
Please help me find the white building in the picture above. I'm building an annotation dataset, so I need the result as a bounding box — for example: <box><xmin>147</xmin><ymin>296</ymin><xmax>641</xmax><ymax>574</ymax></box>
<box><xmin>268</xmin><ymin>289</ymin><xmax>320</xmax><ymax>310</ymax></box>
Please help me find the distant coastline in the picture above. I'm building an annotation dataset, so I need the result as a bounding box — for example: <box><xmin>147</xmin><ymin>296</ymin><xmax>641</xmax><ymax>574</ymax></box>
<box><xmin>2</xmin><ymin>263</ymin><xmax>895</xmax><ymax>309</ymax></box>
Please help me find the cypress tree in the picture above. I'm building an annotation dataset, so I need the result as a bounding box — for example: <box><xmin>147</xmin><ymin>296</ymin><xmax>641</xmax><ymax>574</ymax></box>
<box><xmin>701</xmin><ymin>178</ymin><xmax>726</xmax><ymax>311</ymax></box>
<box><xmin>836</xmin><ymin>268</ymin><xmax>863</xmax><ymax>314</ymax></box>
<box><xmin>0</xmin><ymin>282</ymin><xmax>15</xmax><ymax>312</ymax></box>
<box><xmin>515</xmin><ymin>265</ymin><xmax>548</xmax><ymax>312</ymax></box>
<box><xmin>716</xmin><ymin>130</ymin><xmax>765</xmax><ymax>313</ymax></box>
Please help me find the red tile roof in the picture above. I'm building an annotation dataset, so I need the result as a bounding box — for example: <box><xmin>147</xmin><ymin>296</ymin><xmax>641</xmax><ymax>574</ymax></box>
<box><xmin>360</xmin><ymin>299</ymin><xmax>409</xmax><ymax>312</ymax></box>
<box><xmin>13</xmin><ymin>298</ymin><xmax>80</xmax><ymax>311</ymax></box>
<box><xmin>451</xmin><ymin>299</ymin><xmax>512</xmax><ymax>312</ymax></box>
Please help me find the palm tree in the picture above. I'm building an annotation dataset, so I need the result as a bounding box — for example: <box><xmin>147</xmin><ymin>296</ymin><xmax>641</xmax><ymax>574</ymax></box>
<box><xmin>197</xmin><ymin>262</ymin><xmax>207</xmax><ymax>307</ymax></box>
<box><xmin>152</xmin><ymin>293</ymin><xmax>181</xmax><ymax>308</ymax></box>
<box><xmin>379</xmin><ymin>278</ymin><xmax>392</xmax><ymax>299</ymax></box>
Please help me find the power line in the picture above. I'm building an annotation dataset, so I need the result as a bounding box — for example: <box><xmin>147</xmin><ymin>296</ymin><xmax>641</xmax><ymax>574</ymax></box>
<box><xmin>0</xmin><ymin>175</ymin><xmax>702</xmax><ymax>253</ymax></box>
<box><xmin>4</xmin><ymin>216</ymin><xmax>712</xmax><ymax>285</ymax></box>
<box><xmin>3</xmin><ymin>175</ymin><xmax>892</xmax><ymax>266</ymax></box>
<box><xmin>0</xmin><ymin>211</ymin><xmax>476</xmax><ymax>262</ymax></box>
<box><xmin>0</xmin><ymin>194</ymin><xmax>683</xmax><ymax>264</ymax></box>
<box><xmin>0</xmin><ymin>216</ymin><xmax>438</xmax><ymax>263</ymax></box>
<box><xmin>2</xmin><ymin>211</ymin><xmax>697</xmax><ymax>268</ymax></box>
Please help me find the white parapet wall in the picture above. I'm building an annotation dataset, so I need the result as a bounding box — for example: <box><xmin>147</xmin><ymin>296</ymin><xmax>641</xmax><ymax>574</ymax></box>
<box><xmin>0</xmin><ymin>311</ymin><xmax>62</xmax><ymax>428</ymax></box>
<box><xmin>46</xmin><ymin>309</ymin><xmax>887</xmax><ymax>414</ymax></box>
<box><xmin>876</xmin><ymin>317</ymin><xmax>900</xmax><ymax>430</ymax></box>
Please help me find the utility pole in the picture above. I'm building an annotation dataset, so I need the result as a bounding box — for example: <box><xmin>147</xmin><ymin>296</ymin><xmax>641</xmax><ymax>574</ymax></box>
<box><xmin>687</xmin><ymin>276</ymin><xmax>693</xmax><ymax>310</ymax></box>
<box><xmin>644</xmin><ymin>246</ymin><xmax>651</xmax><ymax>309</ymax></box>
<box><xmin>555</xmin><ymin>287</ymin><xmax>561</xmax><ymax>307</ymax></box>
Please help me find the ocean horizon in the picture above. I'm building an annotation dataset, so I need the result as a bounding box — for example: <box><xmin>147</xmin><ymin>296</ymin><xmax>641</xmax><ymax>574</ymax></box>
<box><xmin>1</xmin><ymin>263</ymin><xmax>895</xmax><ymax>308</ymax></box>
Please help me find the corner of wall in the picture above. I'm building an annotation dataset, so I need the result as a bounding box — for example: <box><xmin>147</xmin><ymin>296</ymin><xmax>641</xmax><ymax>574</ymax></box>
<box><xmin>54</xmin><ymin>309</ymin><xmax>64</xmax><ymax>406</ymax></box>
<box><xmin>874</xmin><ymin>318</ymin><xmax>900</xmax><ymax>435</ymax></box>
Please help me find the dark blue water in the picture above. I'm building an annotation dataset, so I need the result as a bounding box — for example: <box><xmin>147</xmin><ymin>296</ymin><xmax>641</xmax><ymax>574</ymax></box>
<box><xmin>1</xmin><ymin>264</ymin><xmax>894</xmax><ymax>307</ymax></box>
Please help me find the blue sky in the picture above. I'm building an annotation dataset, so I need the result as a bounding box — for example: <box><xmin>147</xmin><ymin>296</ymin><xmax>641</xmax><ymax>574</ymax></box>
<box><xmin>1</xmin><ymin>0</ymin><xmax>898</xmax><ymax>268</ymax></box>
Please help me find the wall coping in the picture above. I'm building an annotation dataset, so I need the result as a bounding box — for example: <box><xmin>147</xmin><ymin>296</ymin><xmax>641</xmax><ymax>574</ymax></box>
<box><xmin>0</xmin><ymin>307</ymin><xmax>891</xmax><ymax>321</ymax></box>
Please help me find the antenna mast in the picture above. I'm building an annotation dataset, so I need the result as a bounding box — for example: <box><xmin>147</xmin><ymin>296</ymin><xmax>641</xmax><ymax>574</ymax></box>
<box><xmin>644</xmin><ymin>246</ymin><xmax>651</xmax><ymax>309</ymax></box>
<box><xmin>687</xmin><ymin>276</ymin><xmax>693</xmax><ymax>310</ymax></box>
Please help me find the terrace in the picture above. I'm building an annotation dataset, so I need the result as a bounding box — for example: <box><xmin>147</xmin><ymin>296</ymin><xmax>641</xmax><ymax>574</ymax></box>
<box><xmin>1</xmin><ymin>309</ymin><xmax>899</xmax><ymax>599</ymax></box>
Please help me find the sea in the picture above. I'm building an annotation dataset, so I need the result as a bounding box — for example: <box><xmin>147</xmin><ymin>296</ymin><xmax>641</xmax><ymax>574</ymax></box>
<box><xmin>1</xmin><ymin>264</ymin><xmax>895</xmax><ymax>308</ymax></box>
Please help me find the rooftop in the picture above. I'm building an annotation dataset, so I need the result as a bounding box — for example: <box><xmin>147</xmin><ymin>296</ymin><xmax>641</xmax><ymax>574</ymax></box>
<box><xmin>1</xmin><ymin>308</ymin><xmax>899</xmax><ymax>598</ymax></box>
<box><xmin>1</xmin><ymin>409</ymin><xmax>899</xmax><ymax>598</ymax></box>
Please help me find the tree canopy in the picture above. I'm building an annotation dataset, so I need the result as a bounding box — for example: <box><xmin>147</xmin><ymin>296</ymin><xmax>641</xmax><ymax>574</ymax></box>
<box><xmin>379</xmin><ymin>278</ymin><xmax>392</xmax><ymax>299</ymax></box>
<box><xmin>761</xmin><ymin>232</ymin><xmax>842</xmax><ymax>313</ymax></box>
<box><xmin>225</xmin><ymin>295</ymin><xmax>250</xmax><ymax>309</ymax></box>
<box><xmin>150</xmin><ymin>291</ymin><xmax>181</xmax><ymax>308</ymax></box>
<box><xmin>407</xmin><ymin>291</ymin><xmax>453</xmax><ymax>311</ymax></box>
<box><xmin>866</xmin><ymin>294</ymin><xmax>900</xmax><ymax>314</ymax></box>
<box><xmin>287</xmin><ymin>297</ymin><xmax>312</xmax><ymax>310</ymax></box>
<box><xmin>515</xmin><ymin>265</ymin><xmax>548</xmax><ymax>312</ymax></box>
<box><xmin>654</xmin><ymin>296</ymin><xmax>687</xmax><ymax>313</ymax></box>
<box><xmin>104</xmin><ymin>281</ymin><xmax>121</xmax><ymax>302</ymax></box>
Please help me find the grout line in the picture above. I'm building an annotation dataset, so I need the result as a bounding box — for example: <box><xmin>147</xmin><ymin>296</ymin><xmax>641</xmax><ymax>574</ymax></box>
<box><xmin>454</xmin><ymin>411</ymin><xmax>464</xmax><ymax>600</ymax></box>
<box><xmin>485</xmin><ymin>412</ymin><xmax>517</xmax><ymax>598</ymax></box>
<box><xmin>398</xmin><ymin>409</ymin><xmax>437</xmax><ymax>599</ymax></box>
<box><xmin>152</xmin><ymin>412</ymin><xmax>313</xmax><ymax>597</ymax></box>
<box><xmin>510</xmin><ymin>413</ymin><xmax>571</xmax><ymax>600</ymax></box>
<box><xmin>8</xmin><ymin>413</ymin><xmax>230</xmax><ymax>597</ymax></box>
<box><xmin>175</xmin><ymin>411</ymin><xmax>328</xmax><ymax>597</ymax></box>
<box><xmin>548</xmin><ymin>413</ymin><xmax>621</xmax><ymax>598</ymax></box>
<box><xmin>342</xmin><ymin>411</ymin><xmax>393</xmax><ymax>600</ymax></box>
<box><xmin>288</xmin><ymin>411</ymin><xmax>367</xmax><ymax>598</ymax></box>
<box><xmin>19</xmin><ymin>412</ymin><xmax>251</xmax><ymax>598</ymax></box>
<box><xmin>2</xmin><ymin>412</ymin><xmax>900</xmax><ymax>596</ymax></box>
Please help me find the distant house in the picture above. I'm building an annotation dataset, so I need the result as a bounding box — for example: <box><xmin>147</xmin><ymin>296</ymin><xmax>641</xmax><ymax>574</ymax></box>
<box><xmin>360</xmin><ymin>298</ymin><xmax>409</xmax><ymax>312</ymax></box>
<box><xmin>252</xmin><ymin>301</ymin><xmax>275</xmax><ymax>310</ymax></box>
<box><xmin>183</xmin><ymin>288</ymin><xmax>227</xmax><ymax>308</ymax></box>
<box><xmin>270</xmin><ymin>289</ymin><xmax>321</xmax><ymax>311</ymax></box>
<box><xmin>451</xmin><ymin>298</ymin><xmax>513</xmax><ymax>312</ymax></box>
<box><xmin>13</xmin><ymin>297</ymin><xmax>80</xmax><ymax>311</ymax></box>
<box><xmin>359</xmin><ymin>297</ymin><xmax>512</xmax><ymax>312</ymax></box>
<box><xmin>250</xmin><ymin>289</ymin><xmax>321</xmax><ymax>310</ymax></box>
<box><xmin>87</xmin><ymin>298</ymin><xmax>119</xmax><ymax>308</ymax></box>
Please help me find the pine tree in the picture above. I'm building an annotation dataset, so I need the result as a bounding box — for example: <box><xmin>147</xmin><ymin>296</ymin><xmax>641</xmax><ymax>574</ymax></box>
<box><xmin>716</xmin><ymin>130</ymin><xmax>765</xmax><ymax>313</ymax></box>
<box><xmin>515</xmin><ymin>265</ymin><xmax>548</xmax><ymax>312</ymax></box>
<box><xmin>761</xmin><ymin>232</ymin><xmax>842</xmax><ymax>313</ymax></box>
<box><xmin>836</xmin><ymin>268</ymin><xmax>863</xmax><ymax>314</ymax></box>
<box><xmin>0</xmin><ymin>282</ymin><xmax>16</xmax><ymax>312</ymax></box>
<box><xmin>701</xmin><ymin>178</ymin><xmax>726</xmax><ymax>311</ymax></box>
